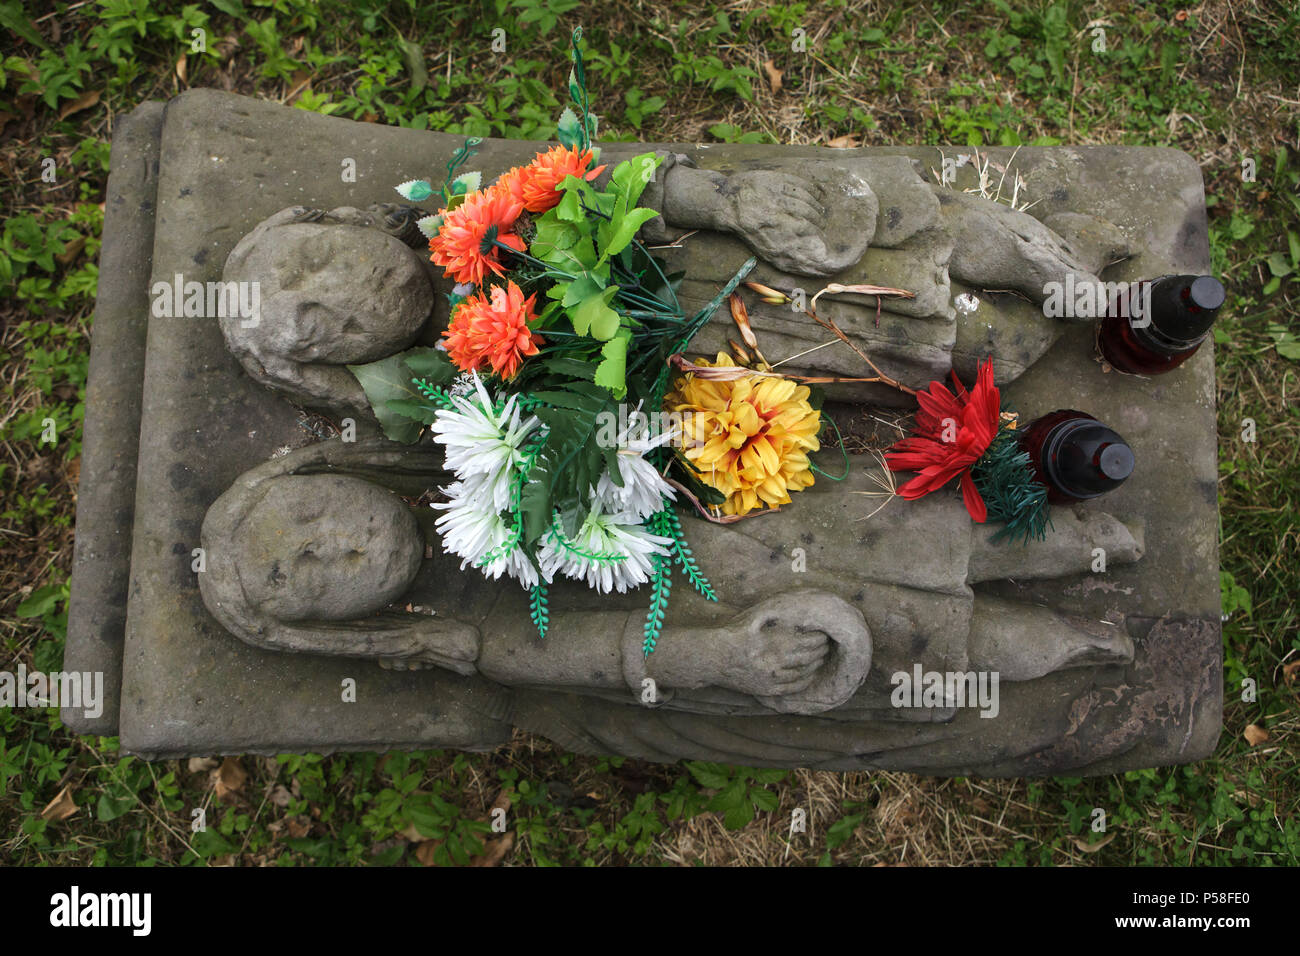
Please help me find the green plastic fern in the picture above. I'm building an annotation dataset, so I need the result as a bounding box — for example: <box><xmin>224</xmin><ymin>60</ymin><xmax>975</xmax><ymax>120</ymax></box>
<box><xmin>529</xmin><ymin>582</ymin><xmax>549</xmax><ymax>639</ymax></box>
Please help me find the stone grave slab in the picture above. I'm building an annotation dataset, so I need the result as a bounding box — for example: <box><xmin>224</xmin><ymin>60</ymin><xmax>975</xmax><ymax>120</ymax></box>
<box><xmin>64</xmin><ymin>90</ymin><xmax>1221</xmax><ymax>772</ymax></box>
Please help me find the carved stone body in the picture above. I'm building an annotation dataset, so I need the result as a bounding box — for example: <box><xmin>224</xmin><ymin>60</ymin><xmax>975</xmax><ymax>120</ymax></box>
<box><xmin>220</xmin><ymin>150</ymin><xmax>1130</xmax><ymax>415</ymax></box>
<box><xmin>199</xmin><ymin>438</ymin><xmax>1142</xmax><ymax>739</ymax></box>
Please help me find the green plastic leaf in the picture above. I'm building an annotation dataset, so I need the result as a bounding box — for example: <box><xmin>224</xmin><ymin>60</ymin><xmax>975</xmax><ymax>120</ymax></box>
<box><xmin>527</xmin><ymin>388</ymin><xmax>607</xmax><ymax>413</ymax></box>
<box><xmin>348</xmin><ymin>347</ymin><xmax>448</xmax><ymax>443</ymax></box>
<box><xmin>602</xmin><ymin>207</ymin><xmax>661</xmax><ymax>259</ymax></box>
<box><xmin>562</xmin><ymin>271</ymin><xmax>605</xmax><ymax>307</ymax></box>
<box><xmin>395</xmin><ymin>179</ymin><xmax>434</xmax><ymax>202</ymax></box>
<box><xmin>402</xmin><ymin>347</ymin><xmax>457</xmax><ymax>383</ymax></box>
<box><xmin>451</xmin><ymin>170</ymin><xmax>481</xmax><ymax>196</ymax></box>
<box><xmin>555</xmin><ymin>185</ymin><xmax>584</xmax><ymax>222</ymax></box>
<box><xmin>572</xmin><ymin>287</ymin><xmax>621</xmax><ymax>340</ymax></box>
<box><xmin>532</xmin><ymin>216</ymin><xmax>582</xmax><ymax>255</ymax></box>
<box><xmin>416</xmin><ymin>213</ymin><xmax>443</xmax><ymax>238</ymax></box>
<box><xmin>536</xmin><ymin>357</ymin><xmax>598</xmax><ymax>380</ymax></box>
<box><xmin>556</xmin><ymin>106</ymin><xmax>583</xmax><ymax>149</ymax></box>
<box><xmin>384</xmin><ymin>398</ymin><xmax>440</xmax><ymax>424</ymax></box>
<box><xmin>609</xmin><ymin>153</ymin><xmax>662</xmax><ymax>212</ymax></box>
<box><xmin>594</xmin><ymin>329</ymin><xmax>631</xmax><ymax>398</ymax></box>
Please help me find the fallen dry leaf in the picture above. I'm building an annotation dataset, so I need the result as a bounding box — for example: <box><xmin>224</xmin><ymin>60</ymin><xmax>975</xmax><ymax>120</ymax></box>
<box><xmin>58</xmin><ymin>89</ymin><xmax>100</xmax><ymax>121</ymax></box>
<box><xmin>268</xmin><ymin>784</ymin><xmax>292</xmax><ymax>808</ymax></box>
<box><xmin>174</xmin><ymin>55</ymin><xmax>187</xmax><ymax>86</ymax></box>
<box><xmin>1243</xmin><ymin>724</ymin><xmax>1269</xmax><ymax>746</ymax></box>
<box><xmin>1282</xmin><ymin>660</ymin><xmax>1299</xmax><ymax>684</ymax></box>
<box><xmin>41</xmin><ymin>785</ymin><xmax>78</xmax><ymax>822</ymax></box>
<box><xmin>1072</xmin><ymin>831</ymin><xmax>1117</xmax><ymax>853</ymax></box>
<box><xmin>187</xmin><ymin>756</ymin><xmax>219</xmax><ymax>774</ymax></box>
<box><xmin>285</xmin><ymin>70</ymin><xmax>312</xmax><ymax>104</ymax></box>
<box><xmin>471</xmin><ymin>832</ymin><xmax>515</xmax><ymax>867</ymax></box>
<box><xmin>213</xmin><ymin>756</ymin><xmax>248</xmax><ymax>800</ymax></box>
<box><xmin>762</xmin><ymin>59</ymin><xmax>783</xmax><ymax>95</ymax></box>
<box><xmin>55</xmin><ymin>236</ymin><xmax>85</xmax><ymax>265</ymax></box>
<box><xmin>213</xmin><ymin>35</ymin><xmax>240</xmax><ymax>61</ymax></box>
<box><xmin>826</xmin><ymin>134</ymin><xmax>862</xmax><ymax>149</ymax></box>
<box><xmin>285</xmin><ymin>816</ymin><xmax>311</xmax><ymax>839</ymax></box>
<box><xmin>415</xmin><ymin>839</ymin><xmax>442</xmax><ymax>866</ymax></box>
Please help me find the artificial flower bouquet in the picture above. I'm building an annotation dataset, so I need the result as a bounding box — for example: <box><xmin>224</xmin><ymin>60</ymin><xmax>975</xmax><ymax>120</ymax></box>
<box><xmin>348</xmin><ymin>30</ymin><xmax>826</xmax><ymax>656</ymax></box>
<box><xmin>348</xmin><ymin>30</ymin><xmax>1061</xmax><ymax>656</ymax></box>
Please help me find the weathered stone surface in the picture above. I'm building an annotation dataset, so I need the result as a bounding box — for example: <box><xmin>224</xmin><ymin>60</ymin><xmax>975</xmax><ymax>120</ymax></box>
<box><xmin>67</xmin><ymin>90</ymin><xmax>1221</xmax><ymax>773</ymax></box>
<box><xmin>62</xmin><ymin>101</ymin><xmax>164</xmax><ymax>735</ymax></box>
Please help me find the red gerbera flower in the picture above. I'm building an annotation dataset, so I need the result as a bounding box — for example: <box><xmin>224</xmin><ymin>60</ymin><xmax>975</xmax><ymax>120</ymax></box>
<box><xmin>884</xmin><ymin>358</ymin><xmax>1001</xmax><ymax>522</ymax></box>
<box><xmin>497</xmin><ymin>145</ymin><xmax>607</xmax><ymax>214</ymax></box>
<box><xmin>429</xmin><ymin>187</ymin><xmax>526</xmax><ymax>286</ymax></box>
<box><xmin>442</xmin><ymin>280</ymin><xmax>543</xmax><ymax>381</ymax></box>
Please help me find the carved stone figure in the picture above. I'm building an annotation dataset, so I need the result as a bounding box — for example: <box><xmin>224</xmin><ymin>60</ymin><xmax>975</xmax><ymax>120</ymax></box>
<box><xmin>219</xmin><ymin>150</ymin><xmax>1130</xmax><ymax>416</ymax></box>
<box><xmin>198</xmin><ymin>438</ymin><xmax>1142</xmax><ymax>738</ymax></box>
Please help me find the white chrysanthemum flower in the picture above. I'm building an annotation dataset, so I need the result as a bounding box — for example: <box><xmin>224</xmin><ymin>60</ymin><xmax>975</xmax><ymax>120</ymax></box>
<box><xmin>538</xmin><ymin>506</ymin><xmax>672</xmax><ymax>594</ymax></box>
<box><xmin>595</xmin><ymin>452</ymin><xmax>675</xmax><ymax>521</ymax></box>
<box><xmin>431</xmin><ymin>476</ymin><xmax>538</xmax><ymax>589</ymax></box>
<box><xmin>431</xmin><ymin>374</ymin><xmax>539</xmax><ymax>512</ymax></box>
<box><xmin>448</xmin><ymin>371</ymin><xmax>478</xmax><ymax>398</ymax></box>
<box><xmin>593</xmin><ymin>405</ymin><xmax>678</xmax><ymax>520</ymax></box>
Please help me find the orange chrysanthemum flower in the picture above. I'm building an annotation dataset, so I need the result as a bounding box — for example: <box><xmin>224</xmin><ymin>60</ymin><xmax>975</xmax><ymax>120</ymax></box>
<box><xmin>497</xmin><ymin>145</ymin><xmax>607</xmax><ymax>214</ymax></box>
<box><xmin>442</xmin><ymin>280</ymin><xmax>543</xmax><ymax>381</ymax></box>
<box><xmin>429</xmin><ymin>188</ymin><xmax>526</xmax><ymax>286</ymax></box>
<box><xmin>666</xmin><ymin>353</ymin><xmax>822</xmax><ymax>517</ymax></box>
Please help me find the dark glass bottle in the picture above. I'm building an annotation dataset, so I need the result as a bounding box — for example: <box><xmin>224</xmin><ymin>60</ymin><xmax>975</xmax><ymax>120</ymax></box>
<box><xmin>1098</xmin><ymin>274</ymin><xmax>1225</xmax><ymax>375</ymax></box>
<box><xmin>1018</xmin><ymin>410</ymin><xmax>1135</xmax><ymax>504</ymax></box>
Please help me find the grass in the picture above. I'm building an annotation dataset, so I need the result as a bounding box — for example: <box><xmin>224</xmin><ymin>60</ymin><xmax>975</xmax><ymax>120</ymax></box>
<box><xmin>1</xmin><ymin>0</ymin><xmax>1297</xmax><ymax>866</ymax></box>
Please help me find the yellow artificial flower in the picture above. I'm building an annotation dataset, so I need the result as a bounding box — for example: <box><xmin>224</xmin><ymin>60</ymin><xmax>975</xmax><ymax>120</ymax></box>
<box><xmin>665</xmin><ymin>353</ymin><xmax>822</xmax><ymax>516</ymax></box>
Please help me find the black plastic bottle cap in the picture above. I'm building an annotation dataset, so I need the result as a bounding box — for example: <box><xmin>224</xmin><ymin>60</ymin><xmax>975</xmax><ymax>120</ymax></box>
<box><xmin>1043</xmin><ymin>420</ymin><xmax>1135</xmax><ymax>499</ymax></box>
<box><xmin>1097</xmin><ymin>443</ymin><xmax>1135</xmax><ymax>481</ymax></box>
<box><xmin>1148</xmin><ymin>274</ymin><xmax>1225</xmax><ymax>347</ymax></box>
<box><xmin>1189</xmin><ymin>275</ymin><xmax>1226</xmax><ymax>311</ymax></box>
